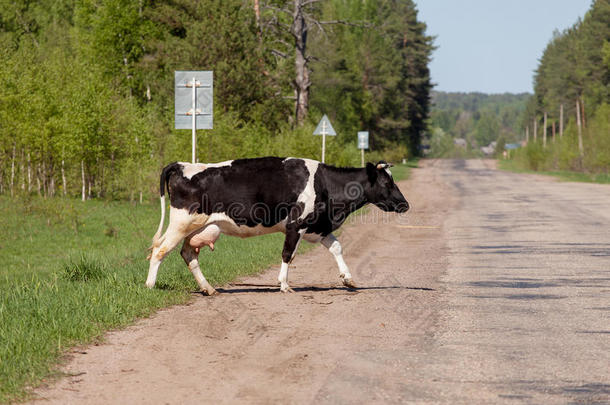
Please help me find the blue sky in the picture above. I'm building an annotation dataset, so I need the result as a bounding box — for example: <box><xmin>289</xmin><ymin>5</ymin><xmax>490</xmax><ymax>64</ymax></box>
<box><xmin>415</xmin><ymin>0</ymin><xmax>592</xmax><ymax>94</ymax></box>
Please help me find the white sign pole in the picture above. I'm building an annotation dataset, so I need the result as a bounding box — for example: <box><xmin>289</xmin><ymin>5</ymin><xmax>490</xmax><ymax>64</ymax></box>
<box><xmin>322</xmin><ymin>120</ymin><xmax>327</xmax><ymax>163</ymax></box>
<box><xmin>191</xmin><ymin>77</ymin><xmax>196</xmax><ymax>163</ymax></box>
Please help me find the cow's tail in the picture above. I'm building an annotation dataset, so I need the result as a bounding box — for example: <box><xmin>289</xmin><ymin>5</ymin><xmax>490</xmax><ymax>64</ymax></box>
<box><xmin>148</xmin><ymin>162</ymin><xmax>181</xmax><ymax>259</ymax></box>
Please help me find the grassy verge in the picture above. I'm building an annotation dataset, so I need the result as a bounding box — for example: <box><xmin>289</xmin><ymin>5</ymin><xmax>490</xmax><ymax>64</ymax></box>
<box><xmin>0</xmin><ymin>196</ymin><xmax>296</xmax><ymax>402</ymax></box>
<box><xmin>391</xmin><ymin>159</ymin><xmax>419</xmax><ymax>182</ymax></box>
<box><xmin>498</xmin><ymin>159</ymin><xmax>610</xmax><ymax>184</ymax></box>
<box><xmin>0</xmin><ymin>161</ymin><xmax>417</xmax><ymax>402</ymax></box>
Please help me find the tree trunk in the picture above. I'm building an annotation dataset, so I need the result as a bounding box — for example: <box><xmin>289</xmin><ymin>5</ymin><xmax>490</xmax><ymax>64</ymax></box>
<box><xmin>27</xmin><ymin>153</ymin><xmax>31</xmax><ymax>192</ymax></box>
<box><xmin>42</xmin><ymin>160</ymin><xmax>47</xmax><ymax>197</ymax></box>
<box><xmin>61</xmin><ymin>159</ymin><xmax>67</xmax><ymax>196</ymax></box>
<box><xmin>81</xmin><ymin>160</ymin><xmax>86</xmax><ymax>201</ymax></box>
<box><xmin>576</xmin><ymin>99</ymin><xmax>584</xmax><ymax>159</ymax></box>
<box><xmin>580</xmin><ymin>96</ymin><xmax>586</xmax><ymax>129</ymax></box>
<box><xmin>20</xmin><ymin>150</ymin><xmax>25</xmax><ymax>191</ymax></box>
<box><xmin>99</xmin><ymin>162</ymin><xmax>104</xmax><ymax>198</ymax></box>
<box><xmin>552</xmin><ymin>121</ymin><xmax>556</xmax><ymax>144</ymax></box>
<box><xmin>559</xmin><ymin>103</ymin><xmax>564</xmax><ymax>139</ymax></box>
<box><xmin>253</xmin><ymin>0</ymin><xmax>261</xmax><ymax>30</ymax></box>
<box><xmin>533</xmin><ymin>118</ymin><xmax>537</xmax><ymax>142</ymax></box>
<box><xmin>49</xmin><ymin>175</ymin><xmax>55</xmax><ymax>197</ymax></box>
<box><xmin>10</xmin><ymin>145</ymin><xmax>15</xmax><ymax>197</ymax></box>
<box><xmin>36</xmin><ymin>164</ymin><xmax>41</xmax><ymax>196</ymax></box>
<box><xmin>526</xmin><ymin>126</ymin><xmax>529</xmax><ymax>143</ymax></box>
<box><xmin>543</xmin><ymin>112</ymin><xmax>547</xmax><ymax>148</ymax></box>
<box><xmin>292</xmin><ymin>0</ymin><xmax>310</xmax><ymax>126</ymax></box>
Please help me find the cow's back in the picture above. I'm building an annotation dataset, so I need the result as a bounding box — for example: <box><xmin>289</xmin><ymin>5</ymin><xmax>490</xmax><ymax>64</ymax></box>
<box><xmin>171</xmin><ymin>157</ymin><xmax>313</xmax><ymax>228</ymax></box>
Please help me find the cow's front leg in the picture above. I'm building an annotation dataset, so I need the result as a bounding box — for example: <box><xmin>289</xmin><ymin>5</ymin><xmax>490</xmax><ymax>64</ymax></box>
<box><xmin>321</xmin><ymin>233</ymin><xmax>357</xmax><ymax>288</ymax></box>
<box><xmin>181</xmin><ymin>238</ymin><xmax>218</xmax><ymax>296</ymax></box>
<box><xmin>279</xmin><ymin>227</ymin><xmax>305</xmax><ymax>293</ymax></box>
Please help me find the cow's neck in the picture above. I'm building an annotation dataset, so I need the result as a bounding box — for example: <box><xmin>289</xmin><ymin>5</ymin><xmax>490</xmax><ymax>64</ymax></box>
<box><xmin>321</xmin><ymin>166</ymin><xmax>369</xmax><ymax>215</ymax></box>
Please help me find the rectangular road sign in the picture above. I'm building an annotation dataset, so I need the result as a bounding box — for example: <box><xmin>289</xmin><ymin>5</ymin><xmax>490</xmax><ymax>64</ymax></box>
<box><xmin>175</xmin><ymin>71</ymin><xmax>213</xmax><ymax>129</ymax></box>
<box><xmin>358</xmin><ymin>131</ymin><xmax>369</xmax><ymax>149</ymax></box>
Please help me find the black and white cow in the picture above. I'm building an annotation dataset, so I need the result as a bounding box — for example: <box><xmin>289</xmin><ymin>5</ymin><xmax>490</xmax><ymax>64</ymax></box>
<box><xmin>146</xmin><ymin>157</ymin><xmax>409</xmax><ymax>295</ymax></box>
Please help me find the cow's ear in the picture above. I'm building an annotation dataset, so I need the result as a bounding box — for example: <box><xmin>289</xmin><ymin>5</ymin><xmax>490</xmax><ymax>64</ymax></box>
<box><xmin>376</xmin><ymin>161</ymin><xmax>393</xmax><ymax>170</ymax></box>
<box><xmin>366</xmin><ymin>162</ymin><xmax>378</xmax><ymax>183</ymax></box>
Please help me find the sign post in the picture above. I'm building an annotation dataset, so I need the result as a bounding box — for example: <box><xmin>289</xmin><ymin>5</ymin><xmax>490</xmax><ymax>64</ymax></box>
<box><xmin>313</xmin><ymin>114</ymin><xmax>336</xmax><ymax>163</ymax></box>
<box><xmin>358</xmin><ymin>131</ymin><xmax>369</xmax><ymax>167</ymax></box>
<box><xmin>191</xmin><ymin>75</ymin><xmax>196</xmax><ymax>163</ymax></box>
<box><xmin>175</xmin><ymin>71</ymin><xmax>213</xmax><ymax>163</ymax></box>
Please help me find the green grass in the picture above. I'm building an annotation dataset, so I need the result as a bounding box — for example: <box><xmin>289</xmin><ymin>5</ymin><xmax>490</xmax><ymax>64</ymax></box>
<box><xmin>0</xmin><ymin>161</ymin><xmax>417</xmax><ymax>402</ymax></box>
<box><xmin>498</xmin><ymin>159</ymin><xmax>610</xmax><ymax>184</ymax></box>
<box><xmin>391</xmin><ymin>159</ymin><xmax>419</xmax><ymax>182</ymax></box>
<box><xmin>0</xmin><ymin>196</ymin><xmax>294</xmax><ymax>402</ymax></box>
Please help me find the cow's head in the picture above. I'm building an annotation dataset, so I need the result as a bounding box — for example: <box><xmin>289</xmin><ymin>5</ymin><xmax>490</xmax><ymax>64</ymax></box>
<box><xmin>365</xmin><ymin>161</ymin><xmax>409</xmax><ymax>213</ymax></box>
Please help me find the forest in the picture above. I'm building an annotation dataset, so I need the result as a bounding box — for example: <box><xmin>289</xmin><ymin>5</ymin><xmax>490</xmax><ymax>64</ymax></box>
<box><xmin>0</xmin><ymin>0</ymin><xmax>433</xmax><ymax>201</ymax></box>
<box><xmin>514</xmin><ymin>0</ymin><xmax>609</xmax><ymax>173</ymax></box>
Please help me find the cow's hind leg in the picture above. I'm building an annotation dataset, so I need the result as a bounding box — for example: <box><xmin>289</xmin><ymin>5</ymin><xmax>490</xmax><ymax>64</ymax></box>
<box><xmin>181</xmin><ymin>239</ymin><xmax>218</xmax><ymax>296</ymax></box>
<box><xmin>278</xmin><ymin>228</ymin><xmax>305</xmax><ymax>293</ymax></box>
<box><xmin>146</xmin><ymin>228</ymin><xmax>187</xmax><ymax>289</ymax></box>
<box><xmin>321</xmin><ymin>233</ymin><xmax>356</xmax><ymax>288</ymax></box>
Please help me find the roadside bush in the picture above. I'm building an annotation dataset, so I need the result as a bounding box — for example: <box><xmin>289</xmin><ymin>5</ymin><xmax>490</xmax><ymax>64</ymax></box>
<box><xmin>510</xmin><ymin>103</ymin><xmax>610</xmax><ymax>175</ymax></box>
<box><xmin>366</xmin><ymin>142</ymin><xmax>409</xmax><ymax>164</ymax></box>
<box><xmin>585</xmin><ymin>103</ymin><xmax>610</xmax><ymax>171</ymax></box>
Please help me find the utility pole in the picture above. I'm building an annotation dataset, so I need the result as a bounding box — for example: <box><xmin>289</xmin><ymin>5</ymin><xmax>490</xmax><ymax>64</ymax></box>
<box><xmin>543</xmin><ymin>112</ymin><xmax>547</xmax><ymax>148</ymax></box>
<box><xmin>576</xmin><ymin>99</ymin><xmax>584</xmax><ymax>158</ymax></box>
<box><xmin>559</xmin><ymin>104</ymin><xmax>564</xmax><ymax>139</ymax></box>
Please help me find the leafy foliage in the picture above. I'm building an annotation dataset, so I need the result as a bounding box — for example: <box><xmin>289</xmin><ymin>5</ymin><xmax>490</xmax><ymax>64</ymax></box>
<box><xmin>427</xmin><ymin>91</ymin><xmax>530</xmax><ymax>157</ymax></box>
<box><xmin>513</xmin><ymin>0</ymin><xmax>609</xmax><ymax>174</ymax></box>
<box><xmin>0</xmin><ymin>0</ymin><xmax>433</xmax><ymax>200</ymax></box>
<box><xmin>310</xmin><ymin>0</ymin><xmax>434</xmax><ymax>155</ymax></box>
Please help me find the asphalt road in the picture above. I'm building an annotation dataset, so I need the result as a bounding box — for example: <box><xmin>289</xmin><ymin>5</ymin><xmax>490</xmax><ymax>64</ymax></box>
<box><xmin>33</xmin><ymin>159</ymin><xmax>609</xmax><ymax>404</ymax></box>
<box><xmin>402</xmin><ymin>159</ymin><xmax>610</xmax><ymax>403</ymax></box>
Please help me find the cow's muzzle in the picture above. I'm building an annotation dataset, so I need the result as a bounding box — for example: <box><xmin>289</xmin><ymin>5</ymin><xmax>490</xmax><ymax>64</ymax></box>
<box><xmin>396</xmin><ymin>201</ymin><xmax>409</xmax><ymax>213</ymax></box>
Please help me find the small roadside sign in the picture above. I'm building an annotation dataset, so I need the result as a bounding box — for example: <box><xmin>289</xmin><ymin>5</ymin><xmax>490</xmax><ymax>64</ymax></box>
<box><xmin>358</xmin><ymin>131</ymin><xmax>369</xmax><ymax>167</ymax></box>
<box><xmin>175</xmin><ymin>71</ymin><xmax>213</xmax><ymax>130</ymax></box>
<box><xmin>175</xmin><ymin>70</ymin><xmax>213</xmax><ymax>163</ymax></box>
<box><xmin>313</xmin><ymin>114</ymin><xmax>336</xmax><ymax>136</ymax></box>
<box><xmin>358</xmin><ymin>131</ymin><xmax>369</xmax><ymax>149</ymax></box>
<box><xmin>314</xmin><ymin>114</ymin><xmax>336</xmax><ymax>163</ymax></box>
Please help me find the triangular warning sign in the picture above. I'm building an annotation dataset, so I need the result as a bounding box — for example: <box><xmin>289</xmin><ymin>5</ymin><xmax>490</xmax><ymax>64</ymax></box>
<box><xmin>313</xmin><ymin>114</ymin><xmax>337</xmax><ymax>136</ymax></box>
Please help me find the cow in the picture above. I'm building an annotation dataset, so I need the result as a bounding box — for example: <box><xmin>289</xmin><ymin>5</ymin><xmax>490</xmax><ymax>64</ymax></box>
<box><xmin>146</xmin><ymin>157</ymin><xmax>409</xmax><ymax>295</ymax></box>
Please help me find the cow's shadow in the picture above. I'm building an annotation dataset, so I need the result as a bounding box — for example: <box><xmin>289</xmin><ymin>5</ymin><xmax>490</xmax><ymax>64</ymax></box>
<box><xmin>206</xmin><ymin>284</ymin><xmax>434</xmax><ymax>295</ymax></box>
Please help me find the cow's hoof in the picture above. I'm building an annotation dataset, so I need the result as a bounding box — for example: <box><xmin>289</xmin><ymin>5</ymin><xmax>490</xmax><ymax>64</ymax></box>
<box><xmin>342</xmin><ymin>277</ymin><xmax>357</xmax><ymax>289</ymax></box>
<box><xmin>280</xmin><ymin>285</ymin><xmax>295</xmax><ymax>293</ymax></box>
<box><xmin>202</xmin><ymin>288</ymin><xmax>219</xmax><ymax>296</ymax></box>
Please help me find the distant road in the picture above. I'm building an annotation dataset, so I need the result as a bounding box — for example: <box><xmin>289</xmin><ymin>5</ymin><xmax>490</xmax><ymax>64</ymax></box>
<box><xmin>34</xmin><ymin>159</ymin><xmax>610</xmax><ymax>404</ymax></box>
